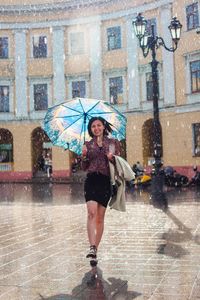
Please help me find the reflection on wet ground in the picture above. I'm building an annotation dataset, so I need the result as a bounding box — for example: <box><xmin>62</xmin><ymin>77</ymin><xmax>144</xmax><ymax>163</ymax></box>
<box><xmin>0</xmin><ymin>182</ymin><xmax>200</xmax><ymax>205</ymax></box>
<box><xmin>0</xmin><ymin>183</ymin><xmax>84</xmax><ymax>205</ymax></box>
<box><xmin>0</xmin><ymin>183</ymin><xmax>199</xmax><ymax>299</ymax></box>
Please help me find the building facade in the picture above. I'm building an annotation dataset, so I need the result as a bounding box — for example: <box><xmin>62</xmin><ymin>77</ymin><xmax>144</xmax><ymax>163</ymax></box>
<box><xmin>0</xmin><ymin>0</ymin><xmax>199</xmax><ymax>181</ymax></box>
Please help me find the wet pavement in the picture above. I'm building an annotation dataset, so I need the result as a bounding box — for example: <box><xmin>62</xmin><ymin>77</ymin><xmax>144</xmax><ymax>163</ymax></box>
<box><xmin>0</xmin><ymin>183</ymin><xmax>199</xmax><ymax>299</ymax></box>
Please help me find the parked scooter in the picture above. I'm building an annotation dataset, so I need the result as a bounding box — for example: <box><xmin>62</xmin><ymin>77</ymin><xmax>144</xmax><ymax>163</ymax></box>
<box><xmin>132</xmin><ymin>162</ymin><xmax>151</xmax><ymax>186</ymax></box>
<box><xmin>189</xmin><ymin>166</ymin><xmax>200</xmax><ymax>186</ymax></box>
<box><xmin>164</xmin><ymin>166</ymin><xmax>189</xmax><ymax>187</ymax></box>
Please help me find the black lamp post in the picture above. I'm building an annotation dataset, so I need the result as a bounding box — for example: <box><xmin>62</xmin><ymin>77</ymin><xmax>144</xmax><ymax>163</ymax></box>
<box><xmin>132</xmin><ymin>14</ymin><xmax>182</xmax><ymax>204</ymax></box>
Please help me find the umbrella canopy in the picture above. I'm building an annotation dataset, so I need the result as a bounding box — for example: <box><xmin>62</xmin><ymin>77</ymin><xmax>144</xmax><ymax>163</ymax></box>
<box><xmin>43</xmin><ymin>98</ymin><xmax>127</xmax><ymax>155</ymax></box>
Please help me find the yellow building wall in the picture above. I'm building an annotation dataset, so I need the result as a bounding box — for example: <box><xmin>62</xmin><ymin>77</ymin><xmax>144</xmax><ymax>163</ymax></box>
<box><xmin>52</xmin><ymin>147</ymin><xmax>70</xmax><ymax>171</ymax></box>
<box><xmin>126</xmin><ymin>114</ymin><xmax>147</xmax><ymax>166</ymax></box>
<box><xmin>65</xmin><ymin>56</ymin><xmax>90</xmax><ymax>75</ymax></box>
<box><xmin>127</xmin><ymin>110</ymin><xmax>200</xmax><ymax>169</ymax></box>
<box><xmin>161</xmin><ymin>111</ymin><xmax>200</xmax><ymax>166</ymax></box>
<box><xmin>0</xmin><ymin>123</ymin><xmax>70</xmax><ymax>173</ymax></box>
<box><xmin>173</xmin><ymin>0</ymin><xmax>200</xmax><ymax>106</ymax></box>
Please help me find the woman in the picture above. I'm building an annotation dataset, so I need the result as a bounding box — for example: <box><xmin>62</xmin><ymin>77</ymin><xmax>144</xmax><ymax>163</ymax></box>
<box><xmin>81</xmin><ymin>117</ymin><xmax>121</xmax><ymax>265</ymax></box>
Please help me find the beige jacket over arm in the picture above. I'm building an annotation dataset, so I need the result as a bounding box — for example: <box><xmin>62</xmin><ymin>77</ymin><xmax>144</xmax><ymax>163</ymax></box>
<box><xmin>109</xmin><ymin>156</ymin><xmax>135</xmax><ymax>212</ymax></box>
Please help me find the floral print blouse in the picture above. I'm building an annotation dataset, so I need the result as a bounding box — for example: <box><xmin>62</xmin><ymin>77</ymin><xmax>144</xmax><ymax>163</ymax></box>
<box><xmin>82</xmin><ymin>136</ymin><xmax>121</xmax><ymax>176</ymax></box>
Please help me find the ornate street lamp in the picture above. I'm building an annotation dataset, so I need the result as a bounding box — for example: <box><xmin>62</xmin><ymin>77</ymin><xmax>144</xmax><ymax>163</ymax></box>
<box><xmin>133</xmin><ymin>13</ymin><xmax>182</xmax><ymax>205</ymax></box>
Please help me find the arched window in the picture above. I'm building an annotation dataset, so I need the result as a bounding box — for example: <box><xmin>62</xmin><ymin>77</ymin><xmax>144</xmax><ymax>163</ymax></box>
<box><xmin>0</xmin><ymin>128</ymin><xmax>13</xmax><ymax>171</ymax></box>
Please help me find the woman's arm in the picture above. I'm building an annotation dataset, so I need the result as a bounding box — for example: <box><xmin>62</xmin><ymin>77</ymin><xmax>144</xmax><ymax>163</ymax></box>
<box><xmin>81</xmin><ymin>143</ymin><xmax>89</xmax><ymax>171</ymax></box>
<box><xmin>115</xmin><ymin>139</ymin><xmax>121</xmax><ymax>156</ymax></box>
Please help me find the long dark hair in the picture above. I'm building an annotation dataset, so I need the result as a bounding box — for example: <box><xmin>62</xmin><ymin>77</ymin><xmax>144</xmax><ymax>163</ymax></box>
<box><xmin>88</xmin><ymin>117</ymin><xmax>113</xmax><ymax>137</ymax></box>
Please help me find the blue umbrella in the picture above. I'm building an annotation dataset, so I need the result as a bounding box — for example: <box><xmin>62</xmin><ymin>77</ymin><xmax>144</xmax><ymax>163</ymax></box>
<box><xmin>43</xmin><ymin>98</ymin><xmax>126</xmax><ymax>155</ymax></box>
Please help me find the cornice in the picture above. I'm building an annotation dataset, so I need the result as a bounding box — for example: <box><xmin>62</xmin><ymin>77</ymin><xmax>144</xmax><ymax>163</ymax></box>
<box><xmin>0</xmin><ymin>0</ymin><xmax>114</xmax><ymax>15</ymax></box>
<box><xmin>0</xmin><ymin>0</ymin><xmax>173</xmax><ymax>29</ymax></box>
<box><xmin>0</xmin><ymin>0</ymin><xmax>172</xmax><ymax>16</ymax></box>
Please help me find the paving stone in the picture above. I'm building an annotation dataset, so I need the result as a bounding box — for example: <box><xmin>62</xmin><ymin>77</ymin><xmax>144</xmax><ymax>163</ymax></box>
<box><xmin>0</xmin><ymin>184</ymin><xmax>199</xmax><ymax>299</ymax></box>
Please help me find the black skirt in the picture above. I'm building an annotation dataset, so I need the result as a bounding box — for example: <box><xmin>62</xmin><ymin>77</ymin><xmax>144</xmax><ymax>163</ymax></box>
<box><xmin>84</xmin><ymin>172</ymin><xmax>111</xmax><ymax>208</ymax></box>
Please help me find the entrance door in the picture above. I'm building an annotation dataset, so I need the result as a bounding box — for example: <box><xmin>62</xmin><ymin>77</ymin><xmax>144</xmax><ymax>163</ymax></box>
<box><xmin>31</xmin><ymin>127</ymin><xmax>52</xmax><ymax>177</ymax></box>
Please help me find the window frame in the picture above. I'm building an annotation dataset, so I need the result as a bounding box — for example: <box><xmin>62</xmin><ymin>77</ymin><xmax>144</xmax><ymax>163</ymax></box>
<box><xmin>146</xmin><ymin>18</ymin><xmax>157</xmax><ymax>36</ymax></box>
<box><xmin>185</xmin><ymin>51</ymin><xmax>200</xmax><ymax>104</ymax></box>
<box><xmin>32</xmin><ymin>35</ymin><xmax>48</xmax><ymax>59</ymax></box>
<box><xmin>190</xmin><ymin>60</ymin><xmax>200</xmax><ymax>93</ymax></box>
<box><xmin>107</xmin><ymin>26</ymin><xmax>122</xmax><ymax>51</ymax></box>
<box><xmin>186</xmin><ymin>2</ymin><xmax>199</xmax><ymax>31</ymax></box>
<box><xmin>33</xmin><ymin>83</ymin><xmax>48</xmax><ymax>111</ymax></box>
<box><xmin>0</xmin><ymin>37</ymin><xmax>9</xmax><ymax>59</ymax></box>
<box><xmin>69</xmin><ymin>32</ymin><xmax>85</xmax><ymax>56</ymax></box>
<box><xmin>29</xmin><ymin>78</ymin><xmax>52</xmax><ymax>119</ymax></box>
<box><xmin>66</xmin><ymin>74</ymin><xmax>89</xmax><ymax>99</ymax></box>
<box><xmin>139</xmin><ymin>63</ymin><xmax>163</xmax><ymax>108</ymax></box>
<box><xmin>146</xmin><ymin>72</ymin><xmax>160</xmax><ymax>101</ymax></box>
<box><xmin>0</xmin><ymin>80</ymin><xmax>14</xmax><ymax>121</ymax></box>
<box><xmin>109</xmin><ymin>76</ymin><xmax>123</xmax><ymax>105</ymax></box>
<box><xmin>0</xmin><ymin>85</ymin><xmax>10</xmax><ymax>113</ymax></box>
<box><xmin>192</xmin><ymin>123</ymin><xmax>200</xmax><ymax>157</ymax></box>
<box><xmin>71</xmin><ymin>80</ymin><xmax>86</xmax><ymax>98</ymax></box>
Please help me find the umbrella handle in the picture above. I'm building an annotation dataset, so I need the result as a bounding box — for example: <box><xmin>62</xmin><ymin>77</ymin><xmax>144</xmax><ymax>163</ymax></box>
<box><xmin>83</xmin><ymin>113</ymin><xmax>87</xmax><ymax>144</ymax></box>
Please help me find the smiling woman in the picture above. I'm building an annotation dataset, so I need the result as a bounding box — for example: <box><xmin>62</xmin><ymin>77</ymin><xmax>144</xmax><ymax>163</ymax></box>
<box><xmin>81</xmin><ymin>116</ymin><xmax>121</xmax><ymax>267</ymax></box>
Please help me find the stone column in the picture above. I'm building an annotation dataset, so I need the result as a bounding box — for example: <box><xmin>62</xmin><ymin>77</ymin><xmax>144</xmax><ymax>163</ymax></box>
<box><xmin>14</xmin><ymin>30</ymin><xmax>28</xmax><ymax>118</ymax></box>
<box><xmin>160</xmin><ymin>5</ymin><xmax>176</xmax><ymax>106</ymax></box>
<box><xmin>52</xmin><ymin>26</ymin><xmax>65</xmax><ymax>104</ymax></box>
<box><xmin>89</xmin><ymin>20</ymin><xmax>103</xmax><ymax>99</ymax></box>
<box><xmin>126</xmin><ymin>17</ymin><xmax>140</xmax><ymax>110</ymax></box>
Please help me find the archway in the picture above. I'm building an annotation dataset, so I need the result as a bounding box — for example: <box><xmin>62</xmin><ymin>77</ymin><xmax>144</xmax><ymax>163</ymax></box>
<box><xmin>31</xmin><ymin>127</ymin><xmax>52</xmax><ymax>177</ymax></box>
<box><xmin>0</xmin><ymin>128</ymin><xmax>13</xmax><ymax>171</ymax></box>
<box><xmin>142</xmin><ymin>119</ymin><xmax>163</xmax><ymax>166</ymax></box>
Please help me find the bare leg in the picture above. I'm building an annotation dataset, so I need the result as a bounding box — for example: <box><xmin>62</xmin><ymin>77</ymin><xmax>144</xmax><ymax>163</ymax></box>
<box><xmin>86</xmin><ymin>201</ymin><xmax>98</xmax><ymax>246</ymax></box>
<box><xmin>95</xmin><ymin>204</ymin><xmax>106</xmax><ymax>248</ymax></box>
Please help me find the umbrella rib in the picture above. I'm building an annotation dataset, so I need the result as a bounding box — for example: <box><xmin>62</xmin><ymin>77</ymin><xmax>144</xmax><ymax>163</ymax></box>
<box><xmin>89</xmin><ymin>111</ymin><xmax>114</xmax><ymax>115</ymax></box>
<box><xmin>53</xmin><ymin>113</ymin><xmax>84</xmax><ymax>140</ymax></box>
<box><xmin>51</xmin><ymin>114</ymin><xmax>81</xmax><ymax>120</ymax></box>
<box><xmin>60</xmin><ymin>103</ymin><xmax>82</xmax><ymax>114</ymax></box>
<box><xmin>79</xmin><ymin>98</ymin><xmax>86</xmax><ymax>113</ymax></box>
<box><xmin>79</xmin><ymin>118</ymin><xmax>85</xmax><ymax>143</ymax></box>
<box><xmin>85</xmin><ymin>101</ymin><xmax>101</xmax><ymax>114</ymax></box>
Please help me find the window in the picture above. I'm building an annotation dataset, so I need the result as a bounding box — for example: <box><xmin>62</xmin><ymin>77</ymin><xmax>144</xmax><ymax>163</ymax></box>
<box><xmin>0</xmin><ymin>86</ymin><xmax>9</xmax><ymax>112</ymax></box>
<box><xmin>70</xmin><ymin>32</ymin><xmax>85</xmax><ymax>55</ymax></box>
<box><xmin>0</xmin><ymin>144</ymin><xmax>12</xmax><ymax>163</ymax></box>
<box><xmin>72</xmin><ymin>81</ymin><xmax>86</xmax><ymax>98</ymax></box>
<box><xmin>34</xmin><ymin>84</ymin><xmax>48</xmax><ymax>111</ymax></box>
<box><xmin>146</xmin><ymin>72</ymin><xmax>159</xmax><ymax>101</ymax></box>
<box><xmin>192</xmin><ymin>123</ymin><xmax>200</xmax><ymax>156</ymax></box>
<box><xmin>0</xmin><ymin>37</ymin><xmax>8</xmax><ymax>59</ymax></box>
<box><xmin>107</xmin><ymin>26</ymin><xmax>121</xmax><ymax>51</ymax></box>
<box><xmin>33</xmin><ymin>36</ymin><xmax>47</xmax><ymax>58</ymax></box>
<box><xmin>186</xmin><ymin>3</ymin><xmax>199</xmax><ymax>30</ymax></box>
<box><xmin>146</xmin><ymin>18</ymin><xmax>157</xmax><ymax>36</ymax></box>
<box><xmin>109</xmin><ymin>76</ymin><xmax>123</xmax><ymax>104</ymax></box>
<box><xmin>190</xmin><ymin>60</ymin><xmax>200</xmax><ymax>93</ymax></box>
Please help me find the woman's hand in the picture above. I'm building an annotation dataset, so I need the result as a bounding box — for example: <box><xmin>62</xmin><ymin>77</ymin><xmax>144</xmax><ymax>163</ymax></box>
<box><xmin>107</xmin><ymin>142</ymin><xmax>115</xmax><ymax>161</ymax></box>
<box><xmin>82</xmin><ymin>144</ymin><xmax>87</xmax><ymax>158</ymax></box>
<box><xmin>107</xmin><ymin>152</ymin><xmax>114</xmax><ymax>161</ymax></box>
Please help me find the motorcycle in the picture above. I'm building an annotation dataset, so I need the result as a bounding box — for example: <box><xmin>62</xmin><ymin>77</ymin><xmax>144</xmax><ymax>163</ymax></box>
<box><xmin>132</xmin><ymin>163</ymin><xmax>151</xmax><ymax>187</ymax></box>
<box><xmin>189</xmin><ymin>166</ymin><xmax>200</xmax><ymax>186</ymax></box>
<box><xmin>164</xmin><ymin>166</ymin><xmax>189</xmax><ymax>187</ymax></box>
